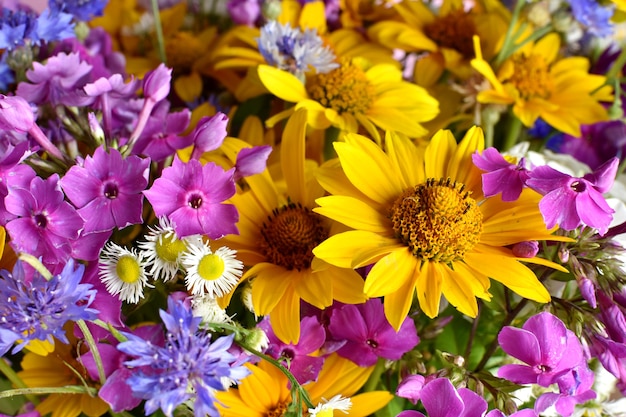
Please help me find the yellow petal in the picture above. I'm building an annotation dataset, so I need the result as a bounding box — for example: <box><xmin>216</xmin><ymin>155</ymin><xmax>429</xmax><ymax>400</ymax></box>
<box><xmin>269</xmin><ymin>284</ymin><xmax>302</xmax><ymax>343</ymax></box>
<box><xmin>424</xmin><ymin>129</ymin><xmax>457</xmax><ymax>179</ymax></box>
<box><xmin>249</xmin><ymin>263</ymin><xmax>293</xmax><ymax>314</ymax></box>
<box><xmin>299</xmin><ymin>1</ymin><xmax>327</xmax><ymax>33</ymax></box>
<box><xmin>314</xmin><ymin>195</ymin><xmax>391</xmax><ymax>234</ymax></box>
<box><xmin>294</xmin><ymin>268</ymin><xmax>333</xmax><ymax>309</ymax></box>
<box><xmin>257</xmin><ymin>65</ymin><xmax>308</xmax><ymax>103</ymax></box>
<box><xmin>383</xmin><ymin>265</ymin><xmax>419</xmax><ymax>330</ymax></box>
<box><xmin>447</xmin><ymin>126</ymin><xmax>484</xmax><ymax>188</ymax></box>
<box><xmin>416</xmin><ymin>260</ymin><xmax>442</xmax><ymax>318</ymax></box>
<box><xmin>365</xmin><ymin>247</ymin><xmax>419</xmax><ymax>297</ymax></box>
<box><xmin>324</xmin><ymin>264</ymin><xmax>367</xmax><ymax>304</ymax></box>
<box><xmin>174</xmin><ymin>72</ymin><xmax>202</xmax><ymax>103</ymax></box>
<box><xmin>385</xmin><ymin>131</ymin><xmax>425</xmax><ymax>187</ymax></box>
<box><xmin>438</xmin><ymin>263</ymin><xmax>479</xmax><ymax>317</ymax></box>
<box><xmin>281</xmin><ymin>108</ymin><xmax>308</xmax><ymax>204</ymax></box>
<box><xmin>348</xmin><ymin>392</ymin><xmax>395</xmax><ymax>417</ymax></box>
<box><xmin>313</xmin><ymin>230</ymin><xmax>401</xmax><ymax>268</ymax></box>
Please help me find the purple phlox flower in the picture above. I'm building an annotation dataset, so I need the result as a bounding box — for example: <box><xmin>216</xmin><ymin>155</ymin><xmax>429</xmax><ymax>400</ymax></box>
<box><xmin>472</xmin><ymin>147</ymin><xmax>529</xmax><ymax>201</ymax></box>
<box><xmin>49</xmin><ymin>0</ymin><xmax>108</xmax><ymax>21</ymax></box>
<box><xmin>328</xmin><ymin>298</ymin><xmax>419</xmax><ymax>366</ymax></box>
<box><xmin>570</xmin><ymin>0</ymin><xmax>614</xmax><ymax>38</ymax></box>
<box><xmin>5</xmin><ymin>173</ymin><xmax>84</xmax><ymax>265</ymax></box>
<box><xmin>80</xmin><ymin>324</ymin><xmax>163</xmax><ymax>412</ymax></box>
<box><xmin>535</xmin><ymin>363</ymin><xmax>596</xmax><ymax>417</ymax></box>
<box><xmin>0</xmin><ymin>142</ymin><xmax>33</xmax><ymax>225</ymax></box>
<box><xmin>0</xmin><ymin>259</ymin><xmax>97</xmax><ymax>356</ymax></box>
<box><xmin>71</xmin><ymin>229</ymin><xmax>111</xmax><ymax>261</ymax></box>
<box><xmin>189</xmin><ymin>112</ymin><xmax>228</xmax><ymax>160</ymax></box>
<box><xmin>526</xmin><ymin>157</ymin><xmax>619</xmax><ymax>235</ymax></box>
<box><xmin>511</xmin><ymin>241</ymin><xmax>539</xmax><ymax>258</ymax></box>
<box><xmin>143</xmin><ymin>156</ymin><xmax>239</xmax><ymax>239</ymax></box>
<box><xmin>498</xmin><ymin>312</ymin><xmax>584</xmax><ymax>387</ymax></box>
<box><xmin>117</xmin><ymin>297</ymin><xmax>250</xmax><ymax>417</ymax></box>
<box><xmin>60</xmin><ymin>146</ymin><xmax>150</xmax><ymax>233</ymax></box>
<box><xmin>0</xmin><ymin>94</ymin><xmax>34</xmax><ymax>133</ymax></box>
<box><xmin>397</xmin><ymin>378</ymin><xmax>488</xmax><ymax>417</ymax></box>
<box><xmin>234</xmin><ymin>145</ymin><xmax>272</xmax><ymax>181</ymax></box>
<box><xmin>131</xmin><ymin>102</ymin><xmax>192</xmax><ymax>161</ymax></box>
<box><xmin>16</xmin><ymin>52</ymin><xmax>93</xmax><ymax>106</ymax></box>
<box><xmin>227</xmin><ymin>0</ymin><xmax>261</xmax><ymax>26</ymax></box>
<box><xmin>396</xmin><ymin>374</ymin><xmax>426</xmax><ymax>405</ymax></box>
<box><xmin>577</xmin><ymin>275</ymin><xmax>597</xmax><ymax>308</ymax></box>
<box><xmin>485</xmin><ymin>409</ymin><xmax>537</xmax><ymax>417</ymax></box>
<box><xmin>258</xmin><ymin>315</ymin><xmax>326</xmax><ymax>384</ymax></box>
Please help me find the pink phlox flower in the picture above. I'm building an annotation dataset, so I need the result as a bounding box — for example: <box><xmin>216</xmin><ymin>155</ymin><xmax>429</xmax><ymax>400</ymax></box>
<box><xmin>188</xmin><ymin>112</ymin><xmax>228</xmax><ymax>160</ymax></box>
<box><xmin>143</xmin><ymin>156</ymin><xmax>238</xmax><ymax>239</ymax></box>
<box><xmin>60</xmin><ymin>146</ymin><xmax>150</xmax><ymax>233</ymax></box>
<box><xmin>526</xmin><ymin>157</ymin><xmax>619</xmax><ymax>235</ymax></box>
<box><xmin>258</xmin><ymin>315</ymin><xmax>326</xmax><ymax>384</ymax></box>
<box><xmin>534</xmin><ymin>364</ymin><xmax>596</xmax><ymax>417</ymax></box>
<box><xmin>234</xmin><ymin>145</ymin><xmax>272</xmax><ymax>181</ymax></box>
<box><xmin>472</xmin><ymin>147</ymin><xmax>530</xmax><ymax>201</ymax></box>
<box><xmin>131</xmin><ymin>102</ymin><xmax>192</xmax><ymax>161</ymax></box>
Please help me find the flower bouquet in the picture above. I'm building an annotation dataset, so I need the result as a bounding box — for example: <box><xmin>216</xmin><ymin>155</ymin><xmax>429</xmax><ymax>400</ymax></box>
<box><xmin>1</xmin><ymin>0</ymin><xmax>626</xmax><ymax>416</ymax></box>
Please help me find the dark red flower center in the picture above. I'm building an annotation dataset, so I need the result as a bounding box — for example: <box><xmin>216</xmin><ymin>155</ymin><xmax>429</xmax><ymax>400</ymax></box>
<box><xmin>570</xmin><ymin>180</ymin><xmax>586</xmax><ymax>193</ymax></box>
<box><xmin>34</xmin><ymin>213</ymin><xmax>47</xmax><ymax>228</ymax></box>
<box><xmin>188</xmin><ymin>193</ymin><xmax>203</xmax><ymax>209</ymax></box>
<box><xmin>103</xmin><ymin>182</ymin><xmax>119</xmax><ymax>199</ymax></box>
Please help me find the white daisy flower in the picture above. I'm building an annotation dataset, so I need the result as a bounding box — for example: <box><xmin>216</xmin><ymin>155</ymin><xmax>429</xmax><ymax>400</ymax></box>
<box><xmin>98</xmin><ymin>242</ymin><xmax>152</xmax><ymax>304</ymax></box>
<box><xmin>138</xmin><ymin>216</ymin><xmax>201</xmax><ymax>282</ymax></box>
<box><xmin>308</xmin><ymin>395</ymin><xmax>352</xmax><ymax>417</ymax></box>
<box><xmin>181</xmin><ymin>241</ymin><xmax>243</xmax><ymax>297</ymax></box>
<box><xmin>191</xmin><ymin>294</ymin><xmax>230</xmax><ymax>324</ymax></box>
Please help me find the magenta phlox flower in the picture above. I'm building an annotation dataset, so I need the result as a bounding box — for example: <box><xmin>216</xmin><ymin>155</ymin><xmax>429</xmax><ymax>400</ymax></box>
<box><xmin>472</xmin><ymin>147</ymin><xmax>530</xmax><ymax>201</ymax></box>
<box><xmin>234</xmin><ymin>145</ymin><xmax>272</xmax><ymax>180</ymax></box>
<box><xmin>396</xmin><ymin>378</ymin><xmax>488</xmax><ymax>417</ymax></box>
<box><xmin>131</xmin><ymin>103</ymin><xmax>192</xmax><ymax>161</ymax></box>
<box><xmin>0</xmin><ymin>142</ymin><xmax>34</xmax><ymax>225</ymax></box>
<box><xmin>4</xmin><ymin>172</ymin><xmax>84</xmax><ymax>265</ymax></box>
<box><xmin>143</xmin><ymin>156</ymin><xmax>238</xmax><ymax>238</ymax></box>
<box><xmin>71</xmin><ymin>229</ymin><xmax>112</xmax><ymax>261</ymax></box>
<box><xmin>84</xmin><ymin>73</ymin><xmax>138</xmax><ymax>138</ymax></box>
<box><xmin>328</xmin><ymin>298</ymin><xmax>419</xmax><ymax>366</ymax></box>
<box><xmin>0</xmin><ymin>94</ymin><xmax>34</xmax><ymax>133</ymax></box>
<box><xmin>526</xmin><ymin>157</ymin><xmax>618</xmax><ymax>235</ymax></box>
<box><xmin>534</xmin><ymin>364</ymin><xmax>596</xmax><ymax>417</ymax></box>
<box><xmin>60</xmin><ymin>146</ymin><xmax>150</xmax><ymax>233</ymax></box>
<box><xmin>227</xmin><ymin>0</ymin><xmax>261</xmax><ymax>26</ymax></box>
<box><xmin>258</xmin><ymin>315</ymin><xmax>326</xmax><ymax>384</ymax></box>
<box><xmin>485</xmin><ymin>409</ymin><xmax>537</xmax><ymax>417</ymax></box>
<box><xmin>497</xmin><ymin>312</ymin><xmax>584</xmax><ymax>387</ymax></box>
<box><xmin>396</xmin><ymin>374</ymin><xmax>426</xmax><ymax>405</ymax></box>
<box><xmin>16</xmin><ymin>52</ymin><xmax>94</xmax><ymax>106</ymax></box>
<box><xmin>188</xmin><ymin>112</ymin><xmax>228</xmax><ymax>160</ymax></box>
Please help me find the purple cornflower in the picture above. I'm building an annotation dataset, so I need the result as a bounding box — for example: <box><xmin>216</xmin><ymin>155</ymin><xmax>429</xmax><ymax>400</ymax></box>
<box><xmin>472</xmin><ymin>147</ymin><xmax>530</xmax><ymax>201</ymax></box>
<box><xmin>0</xmin><ymin>7</ymin><xmax>74</xmax><ymax>51</ymax></box>
<box><xmin>60</xmin><ymin>146</ymin><xmax>150</xmax><ymax>233</ymax></box>
<box><xmin>258</xmin><ymin>315</ymin><xmax>326</xmax><ymax>384</ymax></box>
<box><xmin>526</xmin><ymin>157</ymin><xmax>618</xmax><ymax>235</ymax></box>
<box><xmin>143</xmin><ymin>156</ymin><xmax>238</xmax><ymax>239</ymax></box>
<box><xmin>234</xmin><ymin>145</ymin><xmax>272</xmax><ymax>180</ymax></box>
<box><xmin>570</xmin><ymin>0</ymin><xmax>614</xmax><ymax>38</ymax></box>
<box><xmin>117</xmin><ymin>297</ymin><xmax>250</xmax><ymax>417</ymax></box>
<box><xmin>49</xmin><ymin>0</ymin><xmax>108</xmax><ymax>21</ymax></box>
<box><xmin>0</xmin><ymin>259</ymin><xmax>97</xmax><ymax>356</ymax></box>
<box><xmin>328</xmin><ymin>298</ymin><xmax>419</xmax><ymax>366</ymax></box>
<box><xmin>131</xmin><ymin>102</ymin><xmax>192</xmax><ymax>161</ymax></box>
<box><xmin>497</xmin><ymin>312</ymin><xmax>584</xmax><ymax>387</ymax></box>
<box><xmin>16</xmin><ymin>52</ymin><xmax>93</xmax><ymax>107</ymax></box>
<box><xmin>4</xmin><ymin>172</ymin><xmax>84</xmax><ymax>265</ymax></box>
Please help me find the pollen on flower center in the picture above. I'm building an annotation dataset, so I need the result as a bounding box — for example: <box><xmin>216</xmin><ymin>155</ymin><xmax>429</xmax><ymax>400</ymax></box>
<box><xmin>34</xmin><ymin>213</ymin><xmax>47</xmax><ymax>228</ymax></box>
<box><xmin>103</xmin><ymin>181</ymin><xmax>118</xmax><ymax>199</ymax></box>
<box><xmin>509</xmin><ymin>53</ymin><xmax>552</xmax><ymax>99</ymax></box>
<box><xmin>306</xmin><ymin>59</ymin><xmax>375</xmax><ymax>115</ymax></box>
<box><xmin>188</xmin><ymin>193</ymin><xmax>203</xmax><ymax>209</ymax></box>
<box><xmin>197</xmin><ymin>253</ymin><xmax>226</xmax><ymax>281</ymax></box>
<box><xmin>259</xmin><ymin>203</ymin><xmax>329</xmax><ymax>271</ymax></box>
<box><xmin>165</xmin><ymin>32</ymin><xmax>205</xmax><ymax>70</ymax></box>
<box><xmin>570</xmin><ymin>180</ymin><xmax>586</xmax><ymax>192</ymax></box>
<box><xmin>423</xmin><ymin>10</ymin><xmax>477</xmax><ymax>59</ymax></box>
<box><xmin>116</xmin><ymin>255</ymin><xmax>142</xmax><ymax>283</ymax></box>
<box><xmin>266</xmin><ymin>401</ymin><xmax>289</xmax><ymax>417</ymax></box>
<box><xmin>389</xmin><ymin>178</ymin><xmax>483</xmax><ymax>263</ymax></box>
<box><xmin>155</xmin><ymin>233</ymin><xmax>187</xmax><ymax>263</ymax></box>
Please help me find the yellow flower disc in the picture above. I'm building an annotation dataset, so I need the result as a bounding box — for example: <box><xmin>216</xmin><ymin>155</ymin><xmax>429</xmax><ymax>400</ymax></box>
<box><xmin>197</xmin><ymin>254</ymin><xmax>226</xmax><ymax>281</ymax></box>
<box><xmin>259</xmin><ymin>203</ymin><xmax>328</xmax><ymax>271</ymax></box>
<box><xmin>389</xmin><ymin>177</ymin><xmax>483</xmax><ymax>263</ymax></box>
<box><xmin>116</xmin><ymin>255</ymin><xmax>142</xmax><ymax>283</ymax></box>
<box><xmin>509</xmin><ymin>53</ymin><xmax>553</xmax><ymax>99</ymax></box>
<box><xmin>165</xmin><ymin>32</ymin><xmax>205</xmax><ymax>70</ymax></box>
<box><xmin>155</xmin><ymin>233</ymin><xmax>187</xmax><ymax>263</ymax></box>
<box><xmin>306</xmin><ymin>59</ymin><xmax>375</xmax><ymax>115</ymax></box>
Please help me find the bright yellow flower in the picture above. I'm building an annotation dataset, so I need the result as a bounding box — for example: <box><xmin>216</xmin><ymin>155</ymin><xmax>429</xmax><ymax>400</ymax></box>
<box><xmin>215</xmin><ymin>353</ymin><xmax>393</xmax><ymax>417</ymax></box>
<box><xmin>471</xmin><ymin>33</ymin><xmax>612</xmax><ymax>137</ymax></box>
<box><xmin>216</xmin><ymin>109</ymin><xmax>366</xmax><ymax>343</ymax></box>
<box><xmin>312</xmin><ymin>127</ymin><xmax>570</xmax><ymax>330</ymax></box>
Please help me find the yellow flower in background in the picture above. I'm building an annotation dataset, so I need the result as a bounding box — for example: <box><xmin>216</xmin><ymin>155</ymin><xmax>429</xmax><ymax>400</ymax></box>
<box><xmin>471</xmin><ymin>33</ymin><xmax>612</xmax><ymax>137</ymax></box>
<box><xmin>367</xmin><ymin>0</ymin><xmax>510</xmax><ymax>82</ymax></box>
<box><xmin>216</xmin><ymin>353</ymin><xmax>393</xmax><ymax>417</ymax></box>
<box><xmin>313</xmin><ymin>127</ymin><xmax>570</xmax><ymax>330</ymax></box>
<box><xmin>216</xmin><ymin>109</ymin><xmax>366</xmax><ymax>343</ymax></box>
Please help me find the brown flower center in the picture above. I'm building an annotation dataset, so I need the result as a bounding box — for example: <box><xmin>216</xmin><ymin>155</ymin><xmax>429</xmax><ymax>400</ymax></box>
<box><xmin>423</xmin><ymin>10</ymin><xmax>478</xmax><ymax>59</ymax></box>
<box><xmin>259</xmin><ymin>203</ymin><xmax>329</xmax><ymax>270</ymax></box>
<box><xmin>165</xmin><ymin>32</ymin><xmax>205</xmax><ymax>70</ymax></box>
<box><xmin>265</xmin><ymin>401</ymin><xmax>289</xmax><ymax>417</ymax></box>
<box><xmin>389</xmin><ymin>178</ymin><xmax>483</xmax><ymax>263</ymax></box>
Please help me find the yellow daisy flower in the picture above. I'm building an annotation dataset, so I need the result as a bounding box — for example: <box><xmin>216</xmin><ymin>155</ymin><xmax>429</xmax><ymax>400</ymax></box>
<box><xmin>215</xmin><ymin>353</ymin><xmax>393</xmax><ymax>417</ymax></box>
<box><xmin>471</xmin><ymin>33</ymin><xmax>612</xmax><ymax>137</ymax></box>
<box><xmin>216</xmin><ymin>109</ymin><xmax>367</xmax><ymax>343</ymax></box>
<box><xmin>312</xmin><ymin>127</ymin><xmax>570</xmax><ymax>330</ymax></box>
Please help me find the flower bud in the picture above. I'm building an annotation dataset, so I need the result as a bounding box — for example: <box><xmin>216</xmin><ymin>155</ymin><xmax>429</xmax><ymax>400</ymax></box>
<box><xmin>0</xmin><ymin>95</ymin><xmax>34</xmax><ymax>133</ymax></box>
<box><xmin>143</xmin><ymin>63</ymin><xmax>172</xmax><ymax>103</ymax></box>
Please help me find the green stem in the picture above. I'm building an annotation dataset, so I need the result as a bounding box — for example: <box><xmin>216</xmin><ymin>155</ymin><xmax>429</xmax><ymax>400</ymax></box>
<box><xmin>464</xmin><ymin>302</ymin><xmax>482</xmax><ymax>360</ymax></box>
<box><xmin>0</xmin><ymin>359</ymin><xmax>38</xmax><ymax>405</ymax></box>
<box><xmin>323</xmin><ymin>126</ymin><xmax>341</xmax><ymax>161</ymax></box>
<box><xmin>91</xmin><ymin>319</ymin><xmax>128</xmax><ymax>343</ymax></box>
<box><xmin>0</xmin><ymin>386</ymin><xmax>97</xmax><ymax>399</ymax></box>
<box><xmin>500</xmin><ymin>115</ymin><xmax>523</xmax><ymax>152</ymax></box>
<box><xmin>150</xmin><ymin>0</ymin><xmax>167</xmax><ymax>65</ymax></box>
<box><xmin>606</xmin><ymin>47</ymin><xmax>626</xmax><ymax>82</ymax></box>
<box><xmin>17</xmin><ymin>253</ymin><xmax>52</xmax><ymax>280</ymax></box>
<box><xmin>76</xmin><ymin>320</ymin><xmax>106</xmax><ymax>385</ymax></box>
<box><xmin>493</xmin><ymin>0</ymin><xmax>525</xmax><ymax>68</ymax></box>
<box><xmin>363</xmin><ymin>358</ymin><xmax>386</xmax><ymax>392</ymax></box>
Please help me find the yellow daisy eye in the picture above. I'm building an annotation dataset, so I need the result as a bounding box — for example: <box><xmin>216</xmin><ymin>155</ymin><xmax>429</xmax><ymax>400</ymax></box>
<box><xmin>423</xmin><ymin>9</ymin><xmax>478</xmax><ymax>59</ymax></box>
<box><xmin>306</xmin><ymin>59</ymin><xmax>375</xmax><ymax>115</ymax></box>
<box><xmin>155</xmin><ymin>233</ymin><xmax>187</xmax><ymax>263</ymax></box>
<box><xmin>259</xmin><ymin>203</ymin><xmax>329</xmax><ymax>271</ymax></box>
<box><xmin>197</xmin><ymin>253</ymin><xmax>226</xmax><ymax>281</ymax></box>
<box><xmin>389</xmin><ymin>178</ymin><xmax>483</xmax><ymax>263</ymax></box>
<box><xmin>509</xmin><ymin>53</ymin><xmax>553</xmax><ymax>99</ymax></box>
<box><xmin>116</xmin><ymin>255</ymin><xmax>142</xmax><ymax>283</ymax></box>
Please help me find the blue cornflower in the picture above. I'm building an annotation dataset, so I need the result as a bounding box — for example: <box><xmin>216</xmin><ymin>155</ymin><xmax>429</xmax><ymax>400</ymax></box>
<box><xmin>570</xmin><ymin>0</ymin><xmax>614</xmax><ymax>38</ymax></box>
<box><xmin>257</xmin><ymin>21</ymin><xmax>338</xmax><ymax>81</ymax></box>
<box><xmin>117</xmin><ymin>297</ymin><xmax>250</xmax><ymax>417</ymax></box>
<box><xmin>49</xmin><ymin>0</ymin><xmax>109</xmax><ymax>22</ymax></box>
<box><xmin>0</xmin><ymin>55</ymin><xmax>14</xmax><ymax>91</ymax></box>
<box><xmin>0</xmin><ymin>259</ymin><xmax>98</xmax><ymax>356</ymax></box>
<box><xmin>0</xmin><ymin>7</ymin><xmax>75</xmax><ymax>51</ymax></box>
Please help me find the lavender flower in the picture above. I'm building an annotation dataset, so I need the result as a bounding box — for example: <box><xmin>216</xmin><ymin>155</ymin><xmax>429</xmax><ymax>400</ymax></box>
<box><xmin>0</xmin><ymin>142</ymin><xmax>32</xmax><ymax>225</ymax></box>
<box><xmin>328</xmin><ymin>298</ymin><xmax>419</xmax><ymax>366</ymax></box>
<box><xmin>143</xmin><ymin>156</ymin><xmax>238</xmax><ymax>239</ymax></box>
<box><xmin>258</xmin><ymin>315</ymin><xmax>326</xmax><ymax>384</ymax></box>
<box><xmin>117</xmin><ymin>297</ymin><xmax>250</xmax><ymax>417</ymax></box>
<box><xmin>570</xmin><ymin>0</ymin><xmax>614</xmax><ymax>38</ymax></box>
<box><xmin>189</xmin><ymin>112</ymin><xmax>228</xmax><ymax>160</ymax></box>
<box><xmin>5</xmin><ymin>172</ymin><xmax>84</xmax><ymax>265</ymax></box>
<box><xmin>0</xmin><ymin>7</ymin><xmax>74</xmax><ymax>51</ymax></box>
<box><xmin>396</xmin><ymin>374</ymin><xmax>426</xmax><ymax>405</ymax></box>
<box><xmin>83</xmin><ymin>73</ymin><xmax>138</xmax><ymax>138</ymax></box>
<box><xmin>49</xmin><ymin>0</ymin><xmax>108</xmax><ymax>21</ymax></box>
<box><xmin>227</xmin><ymin>0</ymin><xmax>261</xmax><ymax>26</ymax></box>
<box><xmin>131</xmin><ymin>103</ymin><xmax>192</xmax><ymax>161</ymax></box>
<box><xmin>0</xmin><ymin>94</ymin><xmax>34</xmax><ymax>133</ymax></box>
<box><xmin>535</xmin><ymin>364</ymin><xmax>596</xmax><ymax>417</ymax></box>
<box><xmin>60</xmin><ymin>146</ymin><xmax>150</xmax><ymax>233</ymax></box>
<box><xmin>526</xmin><ymin>157</ymin><xmax>619</xmax><ymax>235</ymax></box>
<box><xmin>0</xmin><ymin>259</ymin><xmax>97</xmax><ymax>356</ymax></box>
<box><xmin>472</xmin><ymin>147</ymin><xmax>530</xmax><ymax>201</ymax></box>
<box><xmin>234</xmin><ymin>145</ymin><xmax>272</xmax><ymax>180</ymax></box>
